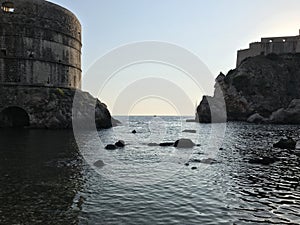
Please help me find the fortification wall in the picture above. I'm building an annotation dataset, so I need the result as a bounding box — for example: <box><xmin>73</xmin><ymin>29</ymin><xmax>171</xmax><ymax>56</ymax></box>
<box><xmin>237</xmin><ymin>32</ymin><xmax>300</xmax><ymax>67</ymax></box>
<box><xmin>0</xmin><ymin>0</ymin><xmax>82</xmax><ymax>88</ymax></box>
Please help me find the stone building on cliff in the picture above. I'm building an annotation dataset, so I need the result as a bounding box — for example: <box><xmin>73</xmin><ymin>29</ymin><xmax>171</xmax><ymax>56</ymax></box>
<box><xmin>237</xmin><ymin>29</ymin><xmax>300</xmax><ymax>66</ymax></box>
<box><xmin>0</xmin><ymin>0</ymin><xmax>112</xmax><ymax>128</ymax></box>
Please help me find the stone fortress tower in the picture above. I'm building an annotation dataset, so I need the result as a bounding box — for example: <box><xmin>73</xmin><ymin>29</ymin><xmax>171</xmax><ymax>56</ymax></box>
<box><xmin>237</xmin><ymin>29</ymin><xmax>300</xmax><ymax>66</ymax></box>
<box><xmin>0</xmin><ymin>0</ymin><xmax>113</xmax><ymax>129</ymax></box>
<box><xmin>0</xmin><ymin>0</ymin><xmax>82</xmax><ymax>88</ymax></box>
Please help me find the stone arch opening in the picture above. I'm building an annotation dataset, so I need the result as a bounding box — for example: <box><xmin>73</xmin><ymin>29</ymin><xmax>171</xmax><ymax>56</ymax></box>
<box><xmin>0</xmin><ymin>107</ymin><xmax>30</xmax><ymax>128</ymax></box>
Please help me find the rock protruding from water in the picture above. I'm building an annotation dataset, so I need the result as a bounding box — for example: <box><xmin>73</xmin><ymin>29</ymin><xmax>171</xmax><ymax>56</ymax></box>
<box><xmin>273</xmin><ymin>137</ymin><xmax>296</xmax><ymax>150</ymax></box>
<box><xmin>196</xmin><ymin>54</ymin><xmax>300</xmax><ymax>124</ymax></box>
<box><xmin>174</xmin><ymin>139</ymin><xmax>195</xmax><ymax>148</ymax></box>
<box><xmin>105</xmin><ymin>144</ymin><xmax>117</xmax><ymax>150</ymax></box>
<box><xmin>132</xmin><ymin>130</ymin><xmax>137</xmax><ymax>134</ymax></box>
<box><xmin>247</xmin><ymin>113</ymin><xmax>265</xmax><ymax>124</ymax></box>
<box><xmin>115</xmin><ymin>140</ymin><xmax>125</xmax><ymax>148</ymax></box>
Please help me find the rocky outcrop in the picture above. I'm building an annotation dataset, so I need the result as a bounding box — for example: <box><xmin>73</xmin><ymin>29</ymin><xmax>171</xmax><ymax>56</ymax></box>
<box><xmin>0</xmin><ymin>85</ymin><xmax>113</xmax><ymax>129</ymax></box>
<box><xmin>196</xmin><ymin>54</ymin><xmax>300</xmax><ymax>124</ymax></box>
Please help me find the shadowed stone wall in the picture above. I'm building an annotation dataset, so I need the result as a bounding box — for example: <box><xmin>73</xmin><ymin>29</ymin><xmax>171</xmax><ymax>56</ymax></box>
<box><xmin>0</xmin><ymin>0</ymin><xmax>82</xmax><ymax>88</ymax></box>
<box><xmin>237</xmin><ymin>30</ymin><xmax>300</xmax><ymax>66</ymax></box>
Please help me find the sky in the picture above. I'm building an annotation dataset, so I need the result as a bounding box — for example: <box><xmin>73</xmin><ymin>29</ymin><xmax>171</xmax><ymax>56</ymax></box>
<box><xmin>49</xmin><ymin>0</ymin><xmax>300</xmax><ymax>116</ymax></box>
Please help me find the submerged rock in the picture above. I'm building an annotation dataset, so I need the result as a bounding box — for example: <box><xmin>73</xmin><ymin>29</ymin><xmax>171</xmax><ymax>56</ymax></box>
<box><xmin>148</xmin><ymin>143</ymin><xmax>159</xmax><ymax>147</ymax></box>
<box><xmin>94</xmin><ymin>160</ymin><xmax>105</xmax><ymax>168</ymax></box>
<box><xmin>248</xmin><ymin>156</ymin><xmax>279</xmax><ymax>165</ymax></box>
<box><xmin>174</xmin><ymin>139</ymin><xmax>195</xmax><ymax>148</ymax></box>
<box><xmin>273</xmin><ymin>137</ymin><xmax>296</xmax><ymax>150</ymax></box>
<box><xmin>182</xmin><ymin>129</ymin><xmax>197</xmax><ymax>133</ymax></box>
<box><xmin>159</xmin><ymin>142</ymin><xmax>174</xmax><ymax>147</ymax></box>
<box><xmin>105</xmin><ymin>144</ymin><xmax>117</xmax><ymax>150</ymax></box>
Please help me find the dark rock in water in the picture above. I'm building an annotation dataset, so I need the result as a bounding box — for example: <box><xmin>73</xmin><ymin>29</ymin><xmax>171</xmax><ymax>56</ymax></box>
<box><xmin>185</xmin><ymin>163</ymin><xmax>190</xmax><ymax>166</ymax></box>
<box><xmin>132</xmin><ymin>130</ymin><xmax>137</xmax><ymax>134</ymax></box>
<box><xmin>105</xmin><ymin>144</ymin><xmax>117</xmax><ymax>150</ymax></box>
<box><xmin>115</xmin><ymin>140</ymin><xmax>125</xmax><ymax>148</ymax></box>
<box><xmin>148</xmin><ymin>143</ymin><xmax>159</xmax><ymax>147</ymax></box>
<box><xmin>94</xmin><ymin>160</ymin><xmax>105</xmax><ymax>168</ymax></box>
<box><xmin>159</xmin><ymin>142</ymin><xmax>174</xmax><ymax>147</ymax></box>
<box><xmin>174</xmin><ymin>139</ymin><xmax>195</xmax><ymax>148</ymax></box>
<box><xmin>182</xmin><ymin>129</ymin><xmax>197</xmax><ymax>133</ymax></box>
<box><xmin>196</xmin><ymin>54</ymin><xmax>300</xmax><ymax>124</ymax></box>
<box><xmin>191</xmin><ymin>167</ymin><xmax>197</xmax><ymax>170</ymax></box>
<box><xmin>273</xmin><ymin>137</ymin><xmax>296</xmax><ymax>150</ymax></box>
<box><xmin>248</xmin><ymin>156</ymin><xmax>278</xmax><ymax>165</ymax></box>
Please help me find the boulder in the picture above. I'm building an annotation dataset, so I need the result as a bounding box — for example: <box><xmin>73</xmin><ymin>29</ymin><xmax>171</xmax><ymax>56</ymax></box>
<box><xmin>174</xmin><ymin>139</ymin><xmax>195</xmax><ymax>148</ymax></box>
<box><xmin>247</xmin><ymin>113</ymin><xmax>265</xmax><ymax>123</ymax></box>
<box><xmin>273</xmin><ymin>137</ymin><xmax>296</xmax><ymax>150</ymax></box>
<box><xmin>269</xmin><ymin>99</ymin><xmax>300</xmax><ymax>124</ymax></box>
<box><xmin>132</xmin><ymin>130</ymin><xmax>137</xmax><ymax>134</ymax></box>
<box><xmin>105</xmin><ymin>144</ymin><xmax>117</xmax><ymax>150</ymax></box>
<box><xmin>115</xmin><ymin>140</ymin><xmax>125</xmax><ymax>148</ymax></box>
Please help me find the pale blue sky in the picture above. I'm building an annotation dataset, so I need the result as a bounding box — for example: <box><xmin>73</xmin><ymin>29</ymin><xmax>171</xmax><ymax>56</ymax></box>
<box><xmin>49</xmin><ymin>0</ymin><xmax>300</xmax><ymax>115</ymax></box>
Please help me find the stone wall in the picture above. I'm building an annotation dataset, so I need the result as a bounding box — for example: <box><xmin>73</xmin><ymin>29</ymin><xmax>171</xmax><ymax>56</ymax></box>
<box><xmin>0</xmin><ymin>0</ymin><xmax>82</xmax><ymax>89</ymax></box>
<box><xmin>237</xmin><ymin>30</ymin><xmax>300</xmax><ymax>66</ymax></box>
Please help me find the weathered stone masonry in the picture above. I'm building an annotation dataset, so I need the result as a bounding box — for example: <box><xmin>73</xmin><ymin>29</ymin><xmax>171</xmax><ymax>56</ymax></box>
<box><xmin>237</xmin><ymin>29</ymin><xmax>300</xmax><ymax>66</ymax></box>
<box><xmin>0</xmin><ymin>0</ymin><xmax>113</xmax><ymax>128</ymax></box>
<box><xmin>0</xmin><ymin>0</ymin><xmax>82</xmax><ymax>88</ymax></box>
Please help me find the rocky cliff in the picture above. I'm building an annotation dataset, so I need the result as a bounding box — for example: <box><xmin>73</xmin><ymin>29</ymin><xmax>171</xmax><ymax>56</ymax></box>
<box><xmin>196</xmin><ymin>53</ymin><xmax>300</xmax><ymax>124</ymax></box>
<box><xmin>0</xmin><ymin>85</ymin><xmax>114</xmax><ymax>129</ymax></box>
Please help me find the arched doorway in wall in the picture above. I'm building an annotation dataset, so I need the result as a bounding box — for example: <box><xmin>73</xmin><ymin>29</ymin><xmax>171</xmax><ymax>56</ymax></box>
<box><xmin>0</xmin><ymin>106</ymin><xmax>30</xmax><ymax>128</ymax></box>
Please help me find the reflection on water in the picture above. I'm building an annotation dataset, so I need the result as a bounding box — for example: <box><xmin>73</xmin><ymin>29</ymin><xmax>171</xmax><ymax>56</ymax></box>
<box><xmin>1</xmin><ymin>119</ymin><xmax>300</xmax><ymax>224</ymax></box>
<box><xmin>0</xmin><ymin>129</ymin><xmax>83</xmax><ymax>224</ymax></box>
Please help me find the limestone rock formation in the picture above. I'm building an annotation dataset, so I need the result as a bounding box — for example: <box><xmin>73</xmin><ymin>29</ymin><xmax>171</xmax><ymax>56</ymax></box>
<box><xmin>0</xmin><ymin>86</ymin><xmax>113</xmax><ymax>129</ymax></box>
<box><xmin>196</xmin><ymin>54</ymin><xmax>300</xmax><ymax>124</ymax></box>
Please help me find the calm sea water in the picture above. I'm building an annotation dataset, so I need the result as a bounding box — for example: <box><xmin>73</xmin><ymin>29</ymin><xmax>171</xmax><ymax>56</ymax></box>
<box><xmin>1</xmin><ymin>116</ymin><xmax>300</xmax><ymax>224</ymax></box>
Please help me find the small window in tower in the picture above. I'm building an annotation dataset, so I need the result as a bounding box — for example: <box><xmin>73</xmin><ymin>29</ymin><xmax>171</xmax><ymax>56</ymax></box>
<box><xmin>1</xmin><ymin>2</ymin><xmax>15</xmax><ymax>13</ymax></box>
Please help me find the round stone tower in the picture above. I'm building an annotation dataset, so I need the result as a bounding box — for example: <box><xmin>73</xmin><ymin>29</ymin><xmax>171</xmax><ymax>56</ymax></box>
<box><xmin>0</xmin><ymin>0</ymin><xmax>82</xmax><ymax>89</ymax></box>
